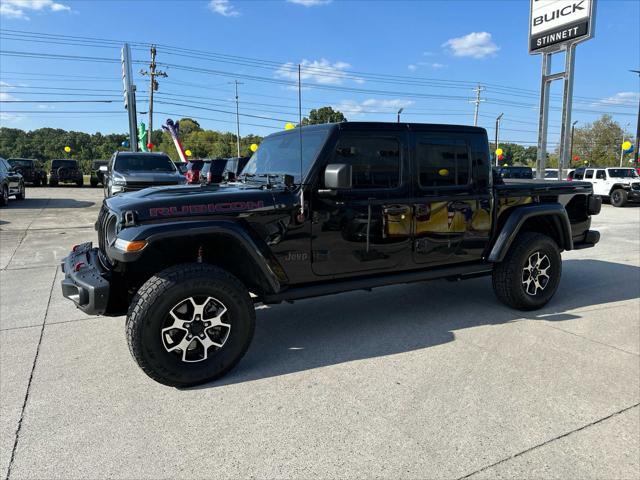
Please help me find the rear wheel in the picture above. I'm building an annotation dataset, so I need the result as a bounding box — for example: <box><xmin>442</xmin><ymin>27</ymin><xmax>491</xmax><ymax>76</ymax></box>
<box><xmin>49</xmin><ymin>179</ymin><xmax>58</xmax><ymax>187</ymax></box>
<box><xmin>126</xmin><ymin>263</ymin><xmax>255</xmax><ymax>387</ymax></box>
<box><xmin>492</xmin><ymin>232</ymin><xmax>561</xmax><ymax>311</ymax></box>
<box><xmin>90</xmin><ymin>179</ymin><xmax>98</xmax><ymax>188</ymax></box>
<box><xmin>610</xmin><ymin>189</ymin><xmax>627</xmax><ymax>207</ymax></box>
<box><xmin>33</xmin><ymin>178</ymin><xmax>41</xmax><ymax>187</ymax></box>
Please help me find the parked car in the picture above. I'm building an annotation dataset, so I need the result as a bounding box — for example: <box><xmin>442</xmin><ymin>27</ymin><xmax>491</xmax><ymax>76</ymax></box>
<box><xmin>49</xmin><ymin>159</ymin><xmax>84</xmax><ymax>187</ymax></box>
<box><xmin>580</xmin><ymin>167</ymin><xmax>640</xmax><ymax>207</ymax></box>
<box><xmin>567</xmin><ymin>167</ymin><xmax>586</xmax><ymax>181</ymax></box>
<box><xmin>90</xmin><ymin>160</ymin><xmax>108</xmax><ymax>187</ymax></box>
<box><xmin>61</xmin><ymin>122</ymin><xmax>601</xmax><ymax>387</ymax></box>
<box><xmin>7</xmin><ymin>158</ymin><xmax>47</xmax><ymax>186</ymax></box>
<box><xmin>494</xmin><ymin>166</ymin><xmax>534</xmax><ymax>179</ymax></box>
<box><xmin>0</xmin><ymin>157</ymin><xmax>25</xmax><ymax>206</ymax></box>
<box><xmin>174</xmin><ymin>162</ymin><xmax>188</xmax><ymax>175</ymax></box>
<box><xmin>103</xmin><ymin>151</ymin><xmax>185</xmax><ymax>197</ymax></box>
<box><xmin>184</xmin><ymin>159</ymin><xmax>205</xmax><ymax>184</ymax></box>
<box><xmin>225</xmin><ymin>156</ymin><xmax>250</xmax><ymax>179</ymax></box>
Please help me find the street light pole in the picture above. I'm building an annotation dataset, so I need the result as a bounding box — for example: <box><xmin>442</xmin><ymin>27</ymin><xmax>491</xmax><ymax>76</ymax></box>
<box><xmin>631</xmin><ymin>70</ymin><xmax>640</xmax><ymax>167</ymax></box>
<box><xmin>570</xmin><ymin>120</ymin><xmax>578</xmax><ymax>168</ymax></box>
<box><xmin>495</xmin><ymin>113</ymin><xmax>503</xmax><ymax>166</ymax></box>
<box><xmin>397</xmin><ymin>108</ymin><xmax>404</xmax><ymax>123</ymax></box>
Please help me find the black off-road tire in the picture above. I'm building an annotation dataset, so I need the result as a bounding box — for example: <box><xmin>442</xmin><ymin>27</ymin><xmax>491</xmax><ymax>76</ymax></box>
<box><xmin>76</xmin><ymin>178</ymin><xmax>84</xmax><ymax>187</ymax></box>
<box><xmin>492</xmin><ymin>232</ymin><xmax>562</xmax><ymax>311</ymax></box>
<box><xmin>610</xmin><ymin>189</ymin><xmax>627</xmax><ymax>207</ymax></box>
<box><xmin>15</xmin><ymin>183</ymin><xmax>25</xmax><ymax>200</ymax></box>
<box><xmin>126</xmin><ymin>263</ymin><xmax>255</xmax><ymax>388</ymax></box>
<box><xmin>49</xmin><ymin>179</ymin><xmax>58</xmax><ymax>187</ymax></box>
<box><xmin>33</xmin><ymin>178</ymin><xmax>41</xmax><ymax>187</ymax></box>
<box><xmin>90</xmin><ymin>179</ymin><xmax>98</xmax><ymax>188</ymax></box>
<box><xmin>0</xmin><ymin>185</ymin><xmax>8</xmax><ymax>206</ymax></box>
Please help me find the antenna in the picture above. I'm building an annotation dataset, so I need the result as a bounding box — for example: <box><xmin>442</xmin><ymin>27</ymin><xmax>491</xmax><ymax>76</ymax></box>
<box><xmin>298</xmin><ymin>64</ymin><xmax>305</xmax><ymax>222</ymax></box>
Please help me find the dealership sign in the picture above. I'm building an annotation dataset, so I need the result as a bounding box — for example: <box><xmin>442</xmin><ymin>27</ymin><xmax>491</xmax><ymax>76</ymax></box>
<box><xmin>529</xmin><ymin>0</ymin><xmax>595</xmax><ymax>53</ymax></box>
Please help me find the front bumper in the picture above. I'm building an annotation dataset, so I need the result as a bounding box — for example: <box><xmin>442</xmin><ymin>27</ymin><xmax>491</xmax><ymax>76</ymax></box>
<box><xmin>61</xmin><ymin>242</ymin><xmax>111</xmax><ymax>315</ymax></box>
<box><xmin>573</xmin><ymin>230</ymin><xmax>600</xmax><ymax>250</ymax></box>
<box><xmin>627</xmin><ymin>189</ymin><xmax>640</xmax><ymax>201</ymax></box>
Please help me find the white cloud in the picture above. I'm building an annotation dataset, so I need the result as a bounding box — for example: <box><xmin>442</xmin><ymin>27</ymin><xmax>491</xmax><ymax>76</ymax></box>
<box><xmin>0</xmin><ymin>0</ymin><xmax>70</xmax><ymax>19</ymax></box>
<box><xmin>593</xmin><ymin>92</ymin><xmax>639</xmax><ymax>107</ymax></box>
<box><xmin>333</xmin><ymin>98</ymin><xmax>414</xmax><ymax>117</ymax></box>
<box><xmin>276</xmin><ymin>58</ymin><xmax>363</xmax><ymax>85</ymax></box>
<box><xmin>442</xmin><ymin>32</ymin><xmax>499</xmax><ymax>59</ymax></box>
<box><xmin>429</xmin><ymin>63</ymin><xmax>446</xmax><ymax>69</ymax></box>
<box><xmin>208</xmin><ymin>0</ymin><xmax>239</xmax><ymax>17</ymax></box>
<box><xmin>407</xmin><ymin>64</ymin><xmax>418</xmax><ymax>71</ymax></box>
<box><xmin>0</xmin><ymin>92</ymin><xmax>16</xmax><ymax>101</ymax></box>
<box><xmin>408</xmin><ymin>62</ymin><xmax>446</xmax><ymax>72</ymax></box>
<box><xmin>287</xmin><ymin>0</ymin><xmax>332</xmax><ymax>6</ymax></box>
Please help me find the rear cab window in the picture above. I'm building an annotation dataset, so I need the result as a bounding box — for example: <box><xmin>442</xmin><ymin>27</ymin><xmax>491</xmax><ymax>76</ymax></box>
<box><xmin>415</xmin><ymin>135</ymin><xmax>470</xmax><ymax>188</ymax></box>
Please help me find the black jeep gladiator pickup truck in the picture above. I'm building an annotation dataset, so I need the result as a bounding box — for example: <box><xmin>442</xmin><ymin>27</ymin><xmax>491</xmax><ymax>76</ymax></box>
<box><xmin>61</xmin><ymin>122</ymin><xmax>601</xmax><ymax>387</ymax></box>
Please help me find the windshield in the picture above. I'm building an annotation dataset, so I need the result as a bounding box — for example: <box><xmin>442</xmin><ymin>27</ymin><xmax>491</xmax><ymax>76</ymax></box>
<box><xmin>114</xmin><ymin>155</ymin><xmax>176</xmax><ymax>172</ymax></box>
<box><xmin>8</xmin><ymin>159</ymin><xmax>33</xmax><ymax>168</ymax></box>
<box><xmin>608</xmin><ymin>169</ymin><xmax>638</xmax><ymax>178</ymax></box>
<box><xmin>51</xmin><ymin>160</ymin><xmax>78</xmax><ymax>169</ymax></box>
<box><xmin>243</xmin><ymin>126</ymin><xmax>331</xmax><ymax>182</ymax></box>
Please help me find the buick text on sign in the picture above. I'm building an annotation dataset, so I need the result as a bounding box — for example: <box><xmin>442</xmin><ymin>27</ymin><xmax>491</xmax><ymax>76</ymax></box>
<box><xmin>529</xmin><ymin>0</ymin><xmax>595</xmax><ymax>53</ymax></box>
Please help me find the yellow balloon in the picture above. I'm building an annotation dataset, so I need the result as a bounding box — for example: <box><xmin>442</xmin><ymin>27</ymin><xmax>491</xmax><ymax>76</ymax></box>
<box><xmin>185</xmin><ymin>150</ymin><xmax>192</xmax><ymax>157</ymax></box>
<box><xmin>250</xmin><ymin>143</ymin><xmax>258</xmax><ymax>152</ymax></box>
<box><xmin>64</xmin><ymin>146</ymin><xmax>71</xmax><ymax>153</ymax></box>
<box><xmin>284</xmin><ymin>122</ymin><xmax>295</xmax><ymax>130</ymax></box>
<box><xmin>622</xmin><ymin>141</ymin><xmax>632</xmax><ymax>151</ymax></box>
<box><xmin>438</xmin><ymin>168</ymin><xmax>449</xmax><ymax>177</ymax></box>
<box><xmin>495</xmin><ymin>148</ymin><xmax>503</xmax><ymax>156</ymax></box>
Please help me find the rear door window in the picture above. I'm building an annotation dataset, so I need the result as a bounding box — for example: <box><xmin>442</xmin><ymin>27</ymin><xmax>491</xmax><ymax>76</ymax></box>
<box><xmin>596</xmin><ymin>170</ymin><xmax>606</xmax><ymax>180</ymax></box>
<box><xmin>585</xmin><ymin>169</ymin><xmax>594</xmax><ymax>179</ymax></box>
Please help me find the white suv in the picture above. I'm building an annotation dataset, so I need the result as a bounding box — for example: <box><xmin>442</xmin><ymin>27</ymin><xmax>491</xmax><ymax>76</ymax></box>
<box><xmin>579</xmin><ymin>167</ymin><xmax>640</xmax><ymax>207</ymax></box>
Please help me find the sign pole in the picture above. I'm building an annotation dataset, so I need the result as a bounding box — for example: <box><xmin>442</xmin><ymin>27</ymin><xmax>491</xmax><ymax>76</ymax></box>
<box><xmin>536</xmin><ymin>52</ymin><xmax>551</xmax><ymax>180</ymax></box>
<box><xmin>121</xmin><ymin>43</ymin><xmax>138</xmax><ymax>152</ymax></box>
<box><xmin>558</xmin><ymin>43</ymin><xmax>576</xmax><ymax>181</ymax></box>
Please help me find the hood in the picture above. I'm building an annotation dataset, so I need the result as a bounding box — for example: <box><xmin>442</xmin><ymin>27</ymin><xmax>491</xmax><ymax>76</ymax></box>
<box><xmin>105</xmin><ymin>182</ymin><xmax>280</xmax><ymax>222</ymax></box>
<box><xmin>118</xmin><ymin>171</ymin><xmax>183</xmax><ymax>182</ymax></box>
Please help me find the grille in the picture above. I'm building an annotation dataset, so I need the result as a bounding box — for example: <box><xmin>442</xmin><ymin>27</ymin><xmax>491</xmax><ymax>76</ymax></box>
<box><xmin>97</xmin><ymin>205</ymin><xmax>117</xmax><ymax>258</ymax></box>
<box><xmin>125</xmin><ymin>181</ymin><xmax>179</xmax><ymax>191</ymax></box>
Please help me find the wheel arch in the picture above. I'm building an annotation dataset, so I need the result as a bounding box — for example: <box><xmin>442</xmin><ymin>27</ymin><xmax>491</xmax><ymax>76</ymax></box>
<box><xmin>487</xmin><ymin>203</ymin><xmax>572</xmax><ymax>263</ymax></box>
<box><xmin>120</xmin><ymin>222</ymin><xmax>286</xmax><ymax>297</ymax></box>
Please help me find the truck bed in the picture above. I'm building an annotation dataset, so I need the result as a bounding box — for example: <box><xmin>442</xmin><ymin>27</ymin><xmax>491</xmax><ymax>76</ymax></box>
<box><xmin>495</xmin><ymin>179</ymin><xmax>593</xmax><ymax>197</ymax></box>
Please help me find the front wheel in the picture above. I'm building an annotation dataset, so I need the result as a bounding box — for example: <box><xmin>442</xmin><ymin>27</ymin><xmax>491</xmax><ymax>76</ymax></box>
<box><xmin>610</xmin><ymin>189</ymin><xmax>627</xmax><ymax>207</ymax></box>
<box><xmin>15</xmin><ymin>183</ymin><xmax>25</xmax><ymax>200</ymax></box>
<box><xmin>0</xmin><ymin>185</ymin><xmax>8</xmax><ymax>206</ymax></box>
<box><xmin>492</xmin><ymin>232</ymin><xmax>562</xmax><ymax>311</ymax></box>
<box><xmin>126</xmin><ymin>263</ymin><xmax>255</xmax><ymax>387</ymax></box>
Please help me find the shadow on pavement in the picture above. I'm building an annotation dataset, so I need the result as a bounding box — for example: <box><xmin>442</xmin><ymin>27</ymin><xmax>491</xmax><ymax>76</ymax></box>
<box><xmin>201</xmin><ymin>259</ymin><xmax>639</xmax><ymax>389</ymax></box>
<box><xmin>3</xmin><ymin>198</ymin><xmax>95</xmax><ymax>209</ymax></box>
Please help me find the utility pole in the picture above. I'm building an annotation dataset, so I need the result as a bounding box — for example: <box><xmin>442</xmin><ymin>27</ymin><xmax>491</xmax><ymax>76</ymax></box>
<box><xmin>570</xmin><ymin>120</ymin><xmax>578</xmax><ymax>169</ymax></box>
<box><xmin>140</xmin><ymin>45</ymin><xmax>167</xmax><ymax>149</ymax></box>
<box><xmin>121</xmin><ymin>43</ymin><xmax>138</xmax><ymax>152</ymax></box>
<box><xmin>495</xmin><ymin>113</ymin><xmax>503</xmax><ymax>166</ymax></box>
<box><xmin>631</xmin><ymin>70</ymin><xmax>640</xmax><ymax>167</ymax></box>
<box><xmin>470</xmin><ymin>84</ymin><xmax>485</xmax><ymax>127</ymax></box>
<box><xmin>397</xmin><ymin>108</ymin><xmax>404</xmax><ymax>123</ymax></box>
<box><xmin>229</xmin><ymin>80</ymin><xmax>244</xmax><ymax>158</ymax></box>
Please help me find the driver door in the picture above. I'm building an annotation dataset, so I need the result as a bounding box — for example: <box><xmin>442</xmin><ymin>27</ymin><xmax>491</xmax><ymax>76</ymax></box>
<box><xmin>310</xmin><ymin>131</ymin><xmax>413</xmax><ymax>277</ymax></box>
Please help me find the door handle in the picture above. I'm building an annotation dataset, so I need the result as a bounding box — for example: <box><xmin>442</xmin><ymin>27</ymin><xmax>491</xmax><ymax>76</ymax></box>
<box><xmin>384</xmin><ymin>206</ymin><xmax>410</xmax><ymax>215</ymax></box>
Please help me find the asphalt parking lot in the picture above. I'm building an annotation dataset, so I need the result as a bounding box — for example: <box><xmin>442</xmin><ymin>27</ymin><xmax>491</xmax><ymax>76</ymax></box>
<box><xmin>1</xmin><ymin>187</ymin><xmax>638</xmax><ymax>479</ymax></box>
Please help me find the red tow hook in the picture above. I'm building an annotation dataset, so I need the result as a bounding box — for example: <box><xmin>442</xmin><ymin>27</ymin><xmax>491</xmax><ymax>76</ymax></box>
<box><xmin>72</xmin><ymin>244</ymin><xmax>80</xmax><ymax>252</ymax></box>
<box><xmin>74</xmin><ymin>261</ymin><xmax>86</xmax><ymax>272</ymax></box>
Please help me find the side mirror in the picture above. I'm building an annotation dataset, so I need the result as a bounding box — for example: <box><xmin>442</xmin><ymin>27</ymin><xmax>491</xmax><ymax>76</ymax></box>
<box><xmin>324</xmin><ymin>163</ymin><xmax>352</xmax><ymax>190</ymax></box>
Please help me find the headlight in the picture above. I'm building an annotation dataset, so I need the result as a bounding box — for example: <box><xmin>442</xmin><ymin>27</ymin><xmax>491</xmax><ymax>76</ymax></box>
<box><xmin>114</xmin><ymin>238</ymin><xmax>147</xmax><ymax>253</ymax></box>
<box><xmin>112</xmin><ymin>174</ymin><xmax>127</xmax><ymax>186</ymax></box>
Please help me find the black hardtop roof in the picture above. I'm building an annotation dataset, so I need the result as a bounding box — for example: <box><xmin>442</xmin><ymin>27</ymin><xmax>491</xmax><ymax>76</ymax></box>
<box><xmin>266</xmin><ymin>122</ymin><xmax>487</xmax><ymax>137</ymax></box>
<box><xmin>52</xmin><ymin>158</ymin><xmax>78</xmax><ymax>163</ymax></box>
<box><xmin>8</xmin><ymin>158</ymin><xmax>36</xmax><ymax>162</ymax></box>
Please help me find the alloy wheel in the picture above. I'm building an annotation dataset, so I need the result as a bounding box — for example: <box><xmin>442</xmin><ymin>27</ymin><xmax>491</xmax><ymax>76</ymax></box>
<box><xmin>522</xmin><ymin>251</ymin><xmax>551</xmax><ymax>296</ymax></box>
<box><xmin>161</xmin><ymin>296</ymin><xmax>231</xmax><ymax>363</ymax></box>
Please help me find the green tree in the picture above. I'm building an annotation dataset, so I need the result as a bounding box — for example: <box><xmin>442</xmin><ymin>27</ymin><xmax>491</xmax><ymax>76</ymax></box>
<box><xmin>301</xmin><ymin>106</ymin><xmax>346</xmax><ymax>125</ymax></box>
<box><xmin>567</xmin><ymin>114</ymin><xmax>632</xmax><ymax>167</ymax></box>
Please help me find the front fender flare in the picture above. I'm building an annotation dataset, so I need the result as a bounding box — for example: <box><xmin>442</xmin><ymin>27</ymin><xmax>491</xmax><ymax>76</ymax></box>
<box><xmin>108</xmin><ymin>220</ymin><xmax>283</xmax><ymax>294</ymax></box>
<box><xmin>487</xmin><ymin>203</ymin><xmax>572</xmax><ymax>263</ymax></box>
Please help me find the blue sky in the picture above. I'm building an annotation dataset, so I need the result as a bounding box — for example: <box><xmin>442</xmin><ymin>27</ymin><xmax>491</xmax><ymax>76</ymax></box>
<box><xmin>0</xmin><ymin>0</ymin><xmax>638</xmax><ymax>148</ymax></box>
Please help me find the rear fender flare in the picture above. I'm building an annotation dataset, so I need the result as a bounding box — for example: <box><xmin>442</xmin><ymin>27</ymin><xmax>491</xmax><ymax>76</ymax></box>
<box><xmin>487</xmin><ymin>203</ymin><xmax>572</xmax><ymax>263</ymax></box>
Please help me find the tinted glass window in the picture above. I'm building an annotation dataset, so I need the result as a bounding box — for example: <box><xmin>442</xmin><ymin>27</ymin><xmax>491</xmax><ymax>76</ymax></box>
<box><xmin>51</xmin><ymin>160</ymin><xmax>78</xmax><ymax>169</ymax></box>
<box><xmin>596</xmin><ymin>170</ymin><xmax>606</xmax><ymax>179</ymax></box>
<box><xmin>608</xmin><ymin>169</ymin><xmax>639</xmax><ymax>178</ymax></box>
<box><xmin>115</xmin><ymin>155</ymin><xmax>176</xmax><ymax>172</ymax></box>
<box><xmin>332</xmin><ymin>135</ymin><xmax>400</xmax><ymax>189</ymax></box>
<box><xmin>416</xmin><ymin>137</ymin><xmax>469</xmax><ymax>187</ymax></box>
<box><xmin>585</xmin><ymin>170</ymin><xmax>594</xmax><ymax>179</ymax></box>
<box><xmin>574</xmin><ymin>169</ymin><xmax>584</xmax><ymax>180</ymax></box>
<box><xmin>0</xmin><ymin>159</ymin><xmax>7</xmax><ymax>173</ymax></box>
<box><xmin>8</xmin><ymin>159</ymin><xmax>33</xmax><ymax>168</ymax></box>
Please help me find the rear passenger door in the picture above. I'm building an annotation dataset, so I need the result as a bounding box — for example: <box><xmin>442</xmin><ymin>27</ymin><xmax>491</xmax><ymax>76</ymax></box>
<box><xmin>411</xmin><ymin>132</ymin><xmax>491</xmax><ymax>266</ymax></box>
